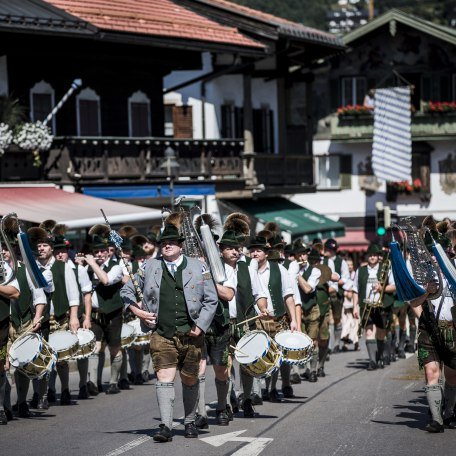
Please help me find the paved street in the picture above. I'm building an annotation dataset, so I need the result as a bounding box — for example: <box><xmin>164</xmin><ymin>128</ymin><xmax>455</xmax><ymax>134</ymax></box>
<box><xmin>2</xmin><ymin>346</ymin><xmax>453</xmax><ymax>456</ymax></box>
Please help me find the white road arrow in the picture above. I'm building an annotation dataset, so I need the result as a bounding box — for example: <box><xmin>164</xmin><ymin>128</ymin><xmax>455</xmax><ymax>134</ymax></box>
<box><xmin>201</xmin><ymin>430</ymin><xmax>273</xmax><ymax>456</ymax></box>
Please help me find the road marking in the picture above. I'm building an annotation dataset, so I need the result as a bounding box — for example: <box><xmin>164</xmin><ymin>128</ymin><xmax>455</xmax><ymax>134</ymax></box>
<box><xmin>361</xmin><ymin>406</ymin><xmax>383</xmax><ymax>424</ymax></box>
<box><xmin>104</xmin><ymin>417</ymin><xmax>184</xmax><ymax>456</ymax></box>
<box><xmin>105</xmin><ymin>436</ymin><xmax>151</xmax><ymax>456</ymax></box>
<box><xmin>403</xmin><ymin>381</ymin><xmax>415</xmax><ymax>390</ymax></box>
<box><xmin>201</xmin><ymin>430</ymin><xmax>273</xmax><ymax>456</ymax></box>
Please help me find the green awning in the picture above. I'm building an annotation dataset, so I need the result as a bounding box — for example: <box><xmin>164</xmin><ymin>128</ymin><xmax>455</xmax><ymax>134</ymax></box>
<box><xmin>225</xmin><ymin>197</ymin><xmax>345</xmax><ymax>241</ymax></box>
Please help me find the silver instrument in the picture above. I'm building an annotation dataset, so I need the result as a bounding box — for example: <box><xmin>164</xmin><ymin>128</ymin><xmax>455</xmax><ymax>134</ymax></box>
<box><xmin>0</xmin><ymin>213</ymin><xmax>19</xmax><ymax>285</ymax></box>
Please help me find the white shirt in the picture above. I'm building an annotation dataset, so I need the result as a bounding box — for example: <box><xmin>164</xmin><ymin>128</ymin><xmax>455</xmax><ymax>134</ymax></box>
<box><xmin>68</xmin><ymin>259</ymin><xmax>92</xmax><ymax>294</ymax></box>
<box><xmin>17</xmin><ymin>262</ymin><xmax>47</xmax><ymax>307</ymax></box>
<box><xmin>431</xmin><ymin>277</ymin><xmax>454</xmax><ymax>321</ymax></box>
<box><xmin>37</xmin><ymin>257</ymin><xmax>80</xmax><ymax>314</ymax></box>
<box><xmin>257</xmin><ymin>261</ymin><xmax>294</xmax><ymax>316</ymax></box>
<box><xmin>323</xmin><ymin>257</ymin><xmax>340</xmax><ymax>292</ymax></box>
<box><xmin>91</xmin><ymin>259</ymin><xmax>123</xmax><ymax>309</ymax></box>
<box><xmin>298</xmin><ymin>263</ymin><xmax>322</xmax><ymax>293</ymax></box>
<box><xmin>163</xmin><ymin>255</ymin><xmax>184</xmax><ymax>275</ymax></box>
<box><xmin>352</xmin><ymin>264</ymin><xmax>395</xmax><ymax>303</ymax></box>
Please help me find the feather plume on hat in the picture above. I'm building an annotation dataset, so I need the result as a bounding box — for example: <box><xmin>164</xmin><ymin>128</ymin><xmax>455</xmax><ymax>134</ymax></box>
<box><xmin>52</xmin><ymin>224</ymin><xmax>68</xmax><ymax>236</ymax></box>
<box><xmin>165</xmin><ymin>212</ymin><xmax>184</xmax><ymax>229</ymax></box>
<box><xmin>149</xmin><ymin>225</ymin><xmax>162</xmax><ymax>236</ymax></box>
<box><xmin>225</xmin><ymin>212</ymin><xmax>250</xmax><ymax>225</ymax></box>
<box><xmin>88</xmin><ymin>224</ymin><xmax>110</xmax><ymax>238</ymax></box>
<box><xmin>131</xmin><ymin>234</ymin><xmax>149</xmax><ymax>246</ymax></box>
<box><xmin>264</xmin><ymin>221</ymin><xmax>280</xmax><ymax>235</ymax></box>
<box><xmin>257</xmin><ymin>230</ymin><xmax>274</xmax><ymax>242</ymax></box>
<box><xmin>223</xmin><ymin>216</ymin><xmax>250</xmax><ymax>236</ymax></box>
<box><xmin>3</xmin><ymin>216</ymin><xmax>19</xmax><ymax>233</ymax></box>
<box><xmin>436</xmin><ymin>219</ymin><xmax>451</xmax><ymax>234</ymax></box>
<box><xmin>117</xmin><ymin>225</ymin><xmax>138</xmax><ymax>238</ymax></box>
<box><xmin>27</xmin><ymin>227</ymin><xmax>50</xmax><ymax>244</ymax></box>
<box><xmin>40</xmin><ymin>219</ymin><xmax>57</xmax><ymax>234</ymax></box>
<box><xmin>194</xmin><ymin>214</ymin><xmax>219</xmax><ymax>233</ymax></box>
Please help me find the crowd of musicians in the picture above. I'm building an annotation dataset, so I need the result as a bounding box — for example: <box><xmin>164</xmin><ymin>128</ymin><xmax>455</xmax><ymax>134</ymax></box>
<box><xmin>0</xmin><ymin>210</ymin><xmax>455</xmax><ymax>437</ymax></box>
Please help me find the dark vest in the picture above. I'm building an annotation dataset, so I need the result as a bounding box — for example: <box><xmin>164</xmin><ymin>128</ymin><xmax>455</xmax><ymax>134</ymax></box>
<box><xmin>94</xmin><ymin>260</ymin><xmax>123</xmax><ymax>313</ymax></box>
<box><xmin>300</xmin><ymin>265</ymin><xmax>317</xmax><ymax>311</ymax></box>
<box><xmin>357</xmin><ymin>264</ymin><xmax>394</xmax><ymax>309</ymax></box>
<box><xmin>236</xmin><ymin>261</ymin><xmax>256</xmax><ymax>321</ymax></box>
<box><xmin>0</xmin><ymin>294</ymin><xmax>9</xmax><ymax>322</ymax></box>
<box><xmin>51</xmin><ymin>260</ymin><xmax>70</xmax><ymax>318</ymax></box>
<box><xmin>267</xmin><ymin>262</ymin><xmax>286</xmax><ymax>317</ymax></box>
<box><xmin>157</xmin><ymin>257</ymin><xmax>192</xmax><ymax>338</ymax></box>
<box><xmin>11</xmin><ymin>264</ymin><xmax>33</xmax><ymax>327</ymax></box>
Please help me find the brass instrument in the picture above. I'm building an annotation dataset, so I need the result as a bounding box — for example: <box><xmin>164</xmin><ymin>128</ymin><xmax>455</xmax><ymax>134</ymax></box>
<box><xmin>358</xmin><ymin>251</ymin><xmax>391</xmax><ymax>338</ymax></box>
<box><xmin>0</xmin><ymin>213</ymin><xmax>19</xmax><ymax>285</ymax></box>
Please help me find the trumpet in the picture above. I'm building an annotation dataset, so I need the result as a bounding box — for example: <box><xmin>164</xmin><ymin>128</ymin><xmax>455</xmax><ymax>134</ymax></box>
<box><xmin>358</xmin><ymin>251</ymin><xmax>391</xmax><ymax>338</ymax></box>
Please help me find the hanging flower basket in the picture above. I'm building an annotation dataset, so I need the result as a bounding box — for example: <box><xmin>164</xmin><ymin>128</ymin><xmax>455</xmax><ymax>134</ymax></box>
<box><xmin>337</xmin><ymin>104</ymin><xmax>373</xmax><ymax>117</ymax></box>
<box><xmin>0</xmin><ymin>123</ymin><xmax>13</xmax><ymax>157</ymax></box>
<box><xmin>423</xmin><ymin>101</ymin><xmax>456</xmax><ymax>114</ymax></box>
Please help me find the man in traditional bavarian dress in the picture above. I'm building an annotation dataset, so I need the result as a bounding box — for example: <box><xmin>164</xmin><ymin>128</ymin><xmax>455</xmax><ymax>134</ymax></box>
<box><xmin>352</xmin><ymin>243</ymin><xmax>396</xmax><ymax>370</ymax></box>
<box><xmin>28</xmin><ymin>223</ymin><xmax>80</xmax><ymax>408</ymax></box>
<box><xmin>0</xmin><ymin>259</ymin><xmax>20</xmax><ymax>424</ymax></box>
<box><xmin>84</xmin><ymin>224</ymin><xmax>125</xmax><ymax>395</ymax></box>
<box><xmin>4</xmin><ymin>240</ymin><xmax>47</xmax><ymax>418</ymax></box>
<box><xmin>121</xmin><ymin>222</ymin><xmax>218</xmax><ymax>442</ymax></box>
<box><xmin>249</xmin><ymin>235</ymin><xmax>299</xmax><ymax>402</ymax></box>
<box><xmin>53</xmin><ymin>228</ymin><xmax>94</xmax><ymax>399</ymax></box>
<box><xmin>323</xmin><ymin>239</ymin><xmax>351</xmax><ymax>353</ymax></box>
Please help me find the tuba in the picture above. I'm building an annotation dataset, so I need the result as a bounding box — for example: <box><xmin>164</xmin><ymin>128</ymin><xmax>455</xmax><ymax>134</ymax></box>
<box><xmin>0</xmin><ymin>213</ymin><xmax>19</xmax><ymax>285</ymax></box>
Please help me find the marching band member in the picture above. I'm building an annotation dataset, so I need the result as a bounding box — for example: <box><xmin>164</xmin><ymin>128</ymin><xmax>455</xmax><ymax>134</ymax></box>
<box><xmin>121</xmin><ymin>221</ymin><xmax>218</xmax><ymax>442</ymax></box>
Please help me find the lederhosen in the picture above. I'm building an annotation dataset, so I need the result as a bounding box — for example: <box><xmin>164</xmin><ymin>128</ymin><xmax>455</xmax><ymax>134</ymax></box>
<box><xmin>256</xmin><ymin>262</ymin><xmax>288</xmax><ymax>338</ymax></box>
<box><xmin>92</xmin><ymin>260</ymin><xmax>124</xmax><ymax>347</ymax></box>
<box><xmin>357</xmin><ymin>264</ymin><xmax>394</xmax><ymax>330</ymax></box>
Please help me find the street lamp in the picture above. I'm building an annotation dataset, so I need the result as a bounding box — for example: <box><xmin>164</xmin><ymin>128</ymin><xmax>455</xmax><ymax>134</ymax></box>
<box><xmin>160</xmin><ymin>146</ymin><xmax>180</xmax><ymax>211</ymax></box>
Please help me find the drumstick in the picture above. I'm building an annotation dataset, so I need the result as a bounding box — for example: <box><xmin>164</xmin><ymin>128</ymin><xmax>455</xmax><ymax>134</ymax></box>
<box><xmin>236</xmin><ymin>313</ymin><xmax>271</xmax><ymax>327</ymax></box>
<box><xmin>230</xmin><ymin>345</ymin><xmax>249</xmax><ymax>357</ymax></box>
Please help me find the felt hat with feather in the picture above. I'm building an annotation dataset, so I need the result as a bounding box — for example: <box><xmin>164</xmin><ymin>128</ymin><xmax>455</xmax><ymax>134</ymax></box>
<box><xmin>195</xmin><ymin>214</ymin><xmax>220</xmax><ymax>242</ymax></box>
<box><xmin>88</xmin><ymin>224</ymin><xmax>110</xmax><ymax>250</ymax></box>
<box><xmin>52</xmin><ymin>224</ymin><xmax>72</xmax><ymax>250</ymax></box>
<box><xmin>159</xmin><ymin>212</ymin><xmax>185</xmax><ymax>242</ymax></box>
<box><xmin>224</xmin><ymin>212</ymin><xmax>250</xmax><ymax>242</ymax></box>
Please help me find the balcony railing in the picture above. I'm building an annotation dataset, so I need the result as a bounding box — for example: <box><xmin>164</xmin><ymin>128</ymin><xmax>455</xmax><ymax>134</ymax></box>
<box><xmin>0</xmin><ymin>137</ymin><xmax>245</xmax><ymax>184</ymax></box>
<box><xmin>330</xmin><ymin>112</ymin><xmax>456</xmax><ymax>141</ymax></box>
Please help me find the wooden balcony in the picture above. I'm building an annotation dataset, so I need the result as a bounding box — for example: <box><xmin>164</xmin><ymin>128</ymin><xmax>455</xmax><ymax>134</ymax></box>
<box><xmin>329</xmin><ymin>112</ymin><xmax>456</xmax><ymax>142</ymax></box>
<box><xmin>0</xmin><ymin>137</ymin><xmax>245</xmax><ymax>185</ymax></box>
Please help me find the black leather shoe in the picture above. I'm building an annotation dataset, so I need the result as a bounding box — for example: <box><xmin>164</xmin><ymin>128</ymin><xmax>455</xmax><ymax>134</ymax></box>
<box><xmin>118</xmin><ymin>378</ymin><xmax>130</xmax><ymax>390</ymax></box>
<box><xmin>0</xmin><ymin>410</ymin><xmax>7</xmax><ymax>425</ymax></box>
<box><xmin>97</xmin><ymin>383</ymin><xmax>104</xmax><ymax>393</ymax></box>
<box><xmin>261</xmin><ymin>389</ymin><xmax>270</xmax><ymax>401</ymax></box>
<box><xmin>269</xmin><ymin>389</ymin><xmax>283</xmax><ymax>402</ymax></box>
<box><xmin>309</xmin><ymin>371</ymin><xmax>318</xmax><ymax>383</ymax></box>
<box><xmin>47</xmin><ymin>389</ymin><xmax>57</xmax><ymax>403</ymax></box>
<box><xmin>290</xmin><ymin>373</ymin><xmax>301</xmax><ymax>384</ymax></box>
<box><xmin>377</xmin><ymin>359</ymin><xmax>385</xmax><ymax>369</ymax></box>
<box><xmin>251</xmin><ymin>393</ymin><xmax>263</xmax><ymax>405</ymax></box>
<box><xmin>106</xmin><ymin>383</ymin><xmax>120</xmax><ymax>395</ymax></box>
<box><xmin>134</xmin><ymin>374</ymin><xmax>144</xmax><ymax>385</ymax></box>
<box><xmin>61</xmin><ymin>388</ymin><xmax>72</xmax><ymax>405</ymax></box>
<box><xmin>367</xmin><ymin>361</ymin><xmax>377</xmax><ymax>371</ymax></box>
<box><xmin>216</xmin><ymin>409</ymin><xmax>230</xmax><ymax>426</ymax></box>
<box><xmin>142</xmin><ymin>370</ymin><xmax>150</xmax><ymax>382</ymax></box>
<box><xmin>243</xmin><ymin>398</ymin><xmax>255</xmax><ymax>418</ymax></box>
<box><xmin>153</xmin><ymin>424</ymin><xmax>173</xmax><ymax>442</ymax></box>
<box><xmin>300</xmin><ymin>371</ymin><xmax>310</xmax><ymax>381</ymax></box>
<box><xmin>18</xmin><ymin>402</ymin><xmax>31</xmax><ymax>418</ymax></box>
<box><xmin>29</xmin><ymin>392</ymin><xmax>39</xmax><ymax>409</ymax></box>
<box><xmin>282</xmin><ymin>385</ymin><xmax>294</xmax><ymax>398</ymax></box>
<box><xmin>78</xmin><ymin>385</ymin><xmax>89</xmax><ymax>399</ymax></box>
<box><xmin>37</xmin><ymin>397</ymin><xmax>49</xmax><ymax>410</ymax></box>
<box><xmin>443</xmin><ymin>416</ymin><xmax>456</xmax><ymax>429</ymax></box>
<box><xmin>225</xmin><ymin>404</ymin><xmax>234</xmax><ymax>421</ymax></box>
<box><xmin>87</xmin><ymin>381</ymin><xmax>99</xmax><ymax>396</ymax></box>
<box><xmin>4</xmin><ymin>408</ymin><xmax>13</xmax><ymax>421</ymax></box>
<box><xmin>195</xmin><ymin>414</ymin><xmax>209</xmax><ymax>429</ymax></box>
<box><xmin>317</xmin><ymin>367</ymin><xmax>326</xmax><ymax>378</ymax></box>
<box><xmin>184</xmin><ymin>422</ymin><xmax>199</xmax><ymax>438</ymax></box>
<box><xmin>425</xmin><ymin>420</ymin><xmax>444</xmax><ymax>433</ymax></box>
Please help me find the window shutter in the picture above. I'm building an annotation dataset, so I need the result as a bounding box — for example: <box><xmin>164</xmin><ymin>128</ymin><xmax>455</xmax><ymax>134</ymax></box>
<box><xmin>32</xmin><ymin>93</ymin><xmax>52</xmax><ymax>122</ymax></box>
<box><xmin>172</xmin><ymin>105</ymin><xmax>193</xmax><ymax>139</ymax></box>
<box><xmin>79</xmin><ymin>99</ymin><xmax>100</xmax><ymax>136</ymax></box>
<box><xmin>234</xmin><ymin>107</ymin><xmax>244</xmax><ymax>138</ymax></box>
<box><xmin>131</xmin><ymin>102</ymin><xmax>150</xmax><ymax>136</ymax></box>
<box><xmin>339</xmin><ymin>154</ymin><xmax>352</xmax><ymax>189</ymax></box>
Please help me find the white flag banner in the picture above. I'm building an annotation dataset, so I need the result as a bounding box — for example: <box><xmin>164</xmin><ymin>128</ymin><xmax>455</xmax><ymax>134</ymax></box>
<box><xmin>372</xmin><ymin>86</ymin><xmax>412</xmax><ymax>182</ymax></box>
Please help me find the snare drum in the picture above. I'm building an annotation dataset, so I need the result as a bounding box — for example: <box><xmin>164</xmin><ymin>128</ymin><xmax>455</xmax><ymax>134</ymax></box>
<box><xmin>234</xmin><ymin>330</ymin><xmax>282</xmax><ymax>378</ymax></box>
<box><xmin>121</xmin><ymin>323</ymin><xmax>136</xmax><ymax>348</ymax></box>
<box><xmin>49</xmin><ymin>330</ymin><xmax>79</xmax><ymax>361</ymax></box>
<box><xmin>274</xmin><ymin>330</ymin><xmax>313</xmax><ymax>365</ymax></box>
<box><xmin>128</xmin><ymin>319</ymin><xmax>152</xmax><ymax>346</ymax></box>
<box><xmin>8</xmin><ymin>332</ymin><xmax>57</xmax><ymax>379</ymax></box>
<box><xmin>73</xmin><ymin>329</ymin><xmax>96</xmax><ymax>359</ymax></box>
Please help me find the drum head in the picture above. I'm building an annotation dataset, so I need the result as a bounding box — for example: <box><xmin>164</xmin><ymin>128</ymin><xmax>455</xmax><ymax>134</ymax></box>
<box><xmin>9</xmin><ymin>333</ymin><xmax>42</xmax><ymax>367</ymax></box>
<box><xmin>275</xmin><ymin>331</ymin><xmax>312</xmax><ymax>350</ymax></box>
<box><xmin>121</xmin><ymin>323</ymin><xmax>135</xmax><ymax>338</ymax></box>
<box><xmin>235</xmin><ymin>331</ymin><xmax>270</xmax><ymax>364</ymax></box>
<box><xmin>49</xmin><ymin>331</ymin><xmax>78</xmax><ymax>351</ymax></box>
<box><xmin>128</xmin><ymin>319</ymin><xmax>151</xmax><ymax>336</ymax></box>
<box><xmin>76</xmin><ymin>329</ymin><xmax>95</xmax><ymax>345</ymax></box>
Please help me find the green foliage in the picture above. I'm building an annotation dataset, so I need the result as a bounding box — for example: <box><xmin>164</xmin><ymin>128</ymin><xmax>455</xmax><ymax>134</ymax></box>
<box><xmin>231</xmin><ymin>0</ymin><xmax>456</xmax><ymax>31</ymax></box>
<box><xmin>0</xmin><ymin>95</ymin><xmax>26</xmax><ymax>128</ymax></box>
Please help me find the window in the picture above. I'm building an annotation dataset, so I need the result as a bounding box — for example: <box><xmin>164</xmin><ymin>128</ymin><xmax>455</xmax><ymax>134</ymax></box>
<box><xmin>30</xmin><ymin>81</ymin><xmax>55</xmax><ymax>133</ymax></box>
<box><xmin>76</xmin><ymin>88</ymin><xmax>101</xmax><ymax>136</ymax></box>
<box><xmin>221</xmin><ymin>103</ymin><xmax>243</xmax><ymax>138</ymax></box>
<box><xmin>128</xmin><ymin>91</ymin><xmax>151</xmax><ymax>136</ymax></box>
<box><xmin>315</xmin><ymin>154</ymin><xmax>352</xmax><ymax>190</ymax></box>
<box><xmin>422</xmin><ymin>74</ymin><xmax>451</xmax><ymax>102</ymax></box>
<box><xmin>164</xmin><ymin>105</ymin><xmax>174</xmax><ymax>137</ymax></box>
<box><xmin>341</xmin><ymin>77</ymin><xmax>367</xmax><ymax>106</ymax></box>
<box><xmin>253</xmin><ymin>107</ymin><xmax>274</xmax><ymax>153</ymax></box>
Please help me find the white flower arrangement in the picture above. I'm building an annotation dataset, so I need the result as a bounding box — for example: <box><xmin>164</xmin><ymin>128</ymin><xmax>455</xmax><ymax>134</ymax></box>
<box><xmin>0</xmin><ymin>122</ymin><xmax>13</xmax><ymax>156</ymax></box>
<box><xmin>13</xmin><ymin>121</ymin><xmax>53</xmax><ymax>151</ymax></box>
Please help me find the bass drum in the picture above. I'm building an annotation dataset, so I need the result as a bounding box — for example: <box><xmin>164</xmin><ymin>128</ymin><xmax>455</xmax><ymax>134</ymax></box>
<box><xmin>234</xmin><ymin>330</ymin><xmax>282</xmax><ymax>378</ymax></box>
